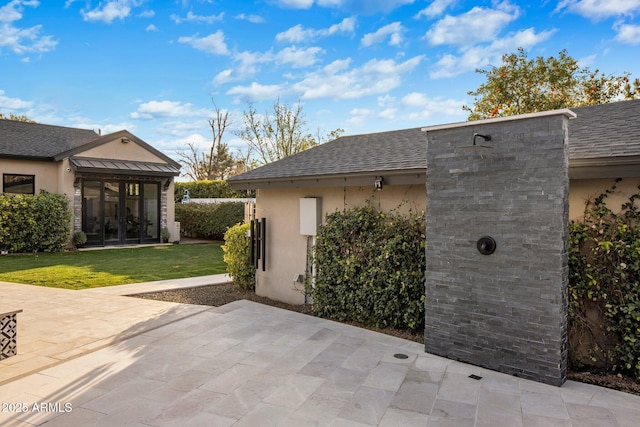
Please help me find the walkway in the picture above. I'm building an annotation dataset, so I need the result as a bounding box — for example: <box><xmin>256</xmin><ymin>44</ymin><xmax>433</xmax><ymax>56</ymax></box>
<box><xmin>1</xmin><ymin>277</ymin><xmax>639</xmax><ymax>426</ymax></box>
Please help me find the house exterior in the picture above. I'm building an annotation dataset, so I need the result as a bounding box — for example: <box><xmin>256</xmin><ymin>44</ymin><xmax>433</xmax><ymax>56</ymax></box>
<box><xmin>0</xmin><ymin>120</ymin><xmax>180</xmax><ymax>247</ymax></box>
<box><xmin>228</xmin><ymin>99</ymin><xmax>640</xmax><ymax>305</ymax></box>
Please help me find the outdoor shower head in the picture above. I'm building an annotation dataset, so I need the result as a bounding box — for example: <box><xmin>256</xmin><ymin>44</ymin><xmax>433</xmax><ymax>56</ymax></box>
<box><xmin>458</xmin><ymin>133</ymin><xmax>493</xmax><ymax>150</ymax></box>
<box><xmin>473</xmin><ymin>133</ymin><xmax>491</xmax><ymax>145</ymax></box>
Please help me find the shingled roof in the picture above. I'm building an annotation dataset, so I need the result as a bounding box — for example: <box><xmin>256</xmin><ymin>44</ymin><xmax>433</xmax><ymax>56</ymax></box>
<box><xmin>0</xmin><ymin>119</ymin><xmax>100</xmax><ymax>160</ymax></box>
<box><xmin>568</xmin><ymin>99</ymin><xmax>640</xmax><ymax>160</ymax></box>
<box><xmin>228</xmin><ymin>99</ymin><xmax>640</xmax><ymax>189</ymax></box>
<box><xmin>231</xmin><ymin>127</ymin><xmax>425</xmax><ymax>183</ymax></box>
<box><xmin>0</xmin><ymin>120</ymin><xmax>181</xmax><ymax>176</ymax></box>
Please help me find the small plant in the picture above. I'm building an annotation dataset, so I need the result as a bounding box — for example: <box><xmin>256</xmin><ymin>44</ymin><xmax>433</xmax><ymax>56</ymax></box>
<box><xmin>222</xmin><ymin>222</ymin><xmax>255</xmax><ymax>290</ymax></box>
<box><xmin>72</xmin><ymin>230</ymin><xmax>87</xmax><ymax>248</ymax></box>
<box><xmin>161</xmin><ymin>226</ymin><xmax>171</xmax><ymax>243</ymax></box>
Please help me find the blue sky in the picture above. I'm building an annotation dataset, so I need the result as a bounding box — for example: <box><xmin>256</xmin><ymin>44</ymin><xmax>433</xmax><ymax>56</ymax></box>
<box><xmin>2</xmin><ymin>0</ymin><xmax>640</xmax><ymax>171</ymax></box>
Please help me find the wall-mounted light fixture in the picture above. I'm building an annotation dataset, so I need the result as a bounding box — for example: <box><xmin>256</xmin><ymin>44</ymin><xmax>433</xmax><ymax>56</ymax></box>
<box><xmin>374</xmin><ymin>176</ymin><xmax>384</xmax><ymax>190</ymax></box>
<box><xmin>121</xmin><ymin>137</ymin><xmax>131</xmax><ymax>143</ymax></box>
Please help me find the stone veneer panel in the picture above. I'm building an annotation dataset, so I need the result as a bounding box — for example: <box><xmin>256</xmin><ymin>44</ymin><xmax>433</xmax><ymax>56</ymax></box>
<box><xmin>424</xmin><ymin>114</ymin><xmax>569</xmax><ymax>386</ymax></box>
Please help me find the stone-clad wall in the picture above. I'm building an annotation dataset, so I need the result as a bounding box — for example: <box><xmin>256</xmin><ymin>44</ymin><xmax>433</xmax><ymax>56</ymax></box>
<box><xmin>424</xmin><ymin>113</ymin><xmax>570</xmax><ymax>386</ymax></box>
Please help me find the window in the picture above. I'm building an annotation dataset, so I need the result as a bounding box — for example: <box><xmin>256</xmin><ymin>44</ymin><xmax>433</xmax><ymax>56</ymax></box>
<box><xmin>3</xmin><ymin>174</ymin><xmax>35</xmax><ymax>194</ymax></box>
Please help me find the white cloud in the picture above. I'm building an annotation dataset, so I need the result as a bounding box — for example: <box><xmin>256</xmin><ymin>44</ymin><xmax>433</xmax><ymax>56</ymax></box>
<box><xmin>145</xmin><ymin>24</ymin><xmax>158</xmax><ymax>31</ymax></box>
<box><xmin>72</xmin><ymin>120</ymin><xmax>135</xmax><ymax>135</ymax></box>
<box><xmin>130</xmin><ymin>100</ymin><xmax>212</xmax><ymax>120</ymax></box>
<box><xmin>361</xmin><ymin>22</ymin><xmax>404</xmax><ymax>47</ymax></box>
<box><xmin>276</xmin><ymin>0</ymin><xmax>314</xmax><ymax>8</ymax></box>
<box><xmin>615</xmin><ymin>22</ymin><xmax>640</xmax><ymax>44</ymax></box>
<box><xmin>226</xmin><ymin>82</ymin><xmax>286</xmax><ymax>102</ymax></box>
<box><xmin>0</xmin><ymin>0</ymin><xmax>57</xmax><ymax>55</ymax></box>
<box><xmin>170</xmin><ymin>11</ymin><xmax>224</xmax><ymax>24</ymax></box>
<box><xmin>0</xmin><ymin>89</ymin><xmax>33</xmax><ymax>110</ymax></box>
<box><xmin>416</xmin><ymin>0</ymin><xmax>457</xmax><ymax>19</ymax></box>
<box><xmin>213</xmin><ymin>69</ymin><xmax>234</xmax><ymax>85</ymax></box>
<box><xmin>378</xmin><ymin>108</ymin><xmax>397</xmax><ymax>120</ymax></box>
<box><xmin>82</xmin><ymin>0</ymin><xmax>136</xmax><ymax>23</ymax></box>
<box><xmin>346</xmin><ymin>107</ymin><xmax>373</xmax><ymax>126</ymax></box>
<box><xmin>556</xmin><ymin>0</ymin><xmax>640</xmax><ymax>20</ymax></box>
<box><xmin>426</xmin><ymin>2</ymin><xmax>521</xmax><ymax>46</ymax></box>
<box><xmin>235</xmin><ymin>13</ymin><xmax>265</xmax><ymax>23</ymax></box>
<box><xmin>400</xmin><ymin>92</ymin><xmax>465</xmax><ymax>120</ymax></box>
<box><xmin>215</xmin><ymin>50</ymin><xmax>271</xmax><ymax>83</ymax></box>
<box><xmin>178</xmin><ymin>30</ymin><xmax>229</xmax><ymax>55</ymax></box>
<box><xmin>276</xmin><ymin>46</ymin><xmax>324</xmax><ymax>68</ymax></box>
<box><xmin>212</xmin><ymin>46</ymin><xmax>324</xmax><ymax>85</ymax></box>
<box><xmin>430</xmin><ymin>28</ymin><xmax>555</xmax><ymax>78</ymax></box>
<box><xmin>138</xmin><ymin>10</ymin><xmax>155</xmax><ymax>18</ymax></box>
<box><xmin>276</xmin><ymin>17</ymin><xmax>356</xmax><ymax>43</ymax></box>
<box><xmin>316</xmin><ymin>0</ymin><xmax>414</xmax><ymax>14</ymax></box>
<box><xmin>292</xmin><ymin>55</ymin><xmax>424</xmax><ymax>100</ymax></box>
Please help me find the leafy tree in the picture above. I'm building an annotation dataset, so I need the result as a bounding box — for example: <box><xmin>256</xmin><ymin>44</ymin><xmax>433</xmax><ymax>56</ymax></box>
<box><xmin>236</xmin><ymin>99</ymin><xmax>343</xmax><ymax>165</ymax></box>
<box><xmin>0</xmin><ymin>112</ymin><xmax>35</xmax><ymax>122</ymax></box>
<box><xmin>464</xmin><ymin>48</ymin><xmax>640</xmax><ymax>120</ymax></box>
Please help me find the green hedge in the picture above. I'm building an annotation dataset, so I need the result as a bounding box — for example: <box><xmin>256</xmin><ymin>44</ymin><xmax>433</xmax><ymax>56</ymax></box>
<box><xmin>175</xmin><ymin>202</ymin><xmax>244</xmax><ymax>240</ymax></box>
<box><xmin>568</xmin><ymin>180</ymin><xmax>640</xmax><ymax>380</ymax></box>
<box><xmin>313</xmin><ymin>206</ymin><xmax>426</xmax><ymax>333</ymax></box>
<box><xmin>222</xmin><ymin>223</ymin><xmax>255</xmax><ymax>290</ymax></box>
<box><xmin>174</xmin><ymin>180</ymin><xmax>252</xmax><ymax>203</ymax></box>
<box><xmin>0</xmin><ymin>192</ymin><xmax>72</xmax><ymax>253</ymax></box>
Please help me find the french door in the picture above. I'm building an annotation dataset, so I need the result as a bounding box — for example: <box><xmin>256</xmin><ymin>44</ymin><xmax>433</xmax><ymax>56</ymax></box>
<box><xmin>82</xmin><ymin>180</ymin><xmax>160</xmax><ymax>246</ymax></box>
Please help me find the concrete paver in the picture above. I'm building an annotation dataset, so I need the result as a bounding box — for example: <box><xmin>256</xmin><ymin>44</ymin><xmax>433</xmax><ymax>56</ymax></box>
<box><xmin>1</xmin><ymin>277</ymin><xmax>640</xmax><ymax>426</ymax></box>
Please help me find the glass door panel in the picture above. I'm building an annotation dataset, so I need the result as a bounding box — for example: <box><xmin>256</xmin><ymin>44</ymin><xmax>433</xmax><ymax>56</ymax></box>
<box><xmin>143</xmin><ymin>183</ymin><xmax>159</xmax><ymax>241</ymax></box>
<box><xmin>104</xmin><ymin>181</ymin><xmax>120</xmax><ymax>243</ymax></box>
<box><xmin>125</xmin><ymin>182</ymin><xmax>141</xmax><ymax>242</ymax></box>
<box><xmin>82</xmin><ymin>181</ymin><xmax>102</xmax><ymax>245</ymax></box>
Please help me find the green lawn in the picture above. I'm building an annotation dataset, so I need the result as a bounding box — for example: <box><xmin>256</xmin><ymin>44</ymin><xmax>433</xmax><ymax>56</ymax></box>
<box><xmin>0</xmin><ymin>243</ymin><xmax>227</xmax><ymax>290</ymax></box>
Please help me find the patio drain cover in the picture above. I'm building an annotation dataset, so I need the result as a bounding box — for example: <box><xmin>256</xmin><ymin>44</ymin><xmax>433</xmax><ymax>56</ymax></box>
<box><xmin>393</xmin><ymin>353</ymin><xmax>409</xmax><ymax>359</ymax></box>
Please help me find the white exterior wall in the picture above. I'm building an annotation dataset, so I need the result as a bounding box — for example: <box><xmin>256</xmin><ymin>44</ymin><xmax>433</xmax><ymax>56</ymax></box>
<box><xmin>254</xmin><ymin>184</ymin><xmax>426</xmax><ymax>304</ymax></box>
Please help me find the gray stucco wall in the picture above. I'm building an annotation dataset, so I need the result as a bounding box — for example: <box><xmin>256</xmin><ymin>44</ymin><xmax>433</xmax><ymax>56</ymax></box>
<box><xmin>424</xmin><ymin>114</ymin><xmax>569</xmax><ymax>386</ymax></box>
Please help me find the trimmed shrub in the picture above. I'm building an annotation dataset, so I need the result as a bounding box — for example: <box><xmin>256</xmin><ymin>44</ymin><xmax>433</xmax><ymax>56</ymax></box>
<box><xmin>568</xmin><ymin>180</ymin><xmax>640</xmax><ymax>380</ymax></box>
<box><xmin>174</xmin><ymin>180</ymin><xmax>253</xmax><ymax>203</ymax></box>
<box><xmin>175</xmin><ymin>202</ymin><xmax>244</xmax><ymax>240</ymax></box>
<box><xmin>313</xmin><ymin>206</ymin><xmax>426</xmax><ymax>333</ymax></box>
<box><xmin>0</xmin><ymin>192</ymin><xmax>72</xmax><ymax>253</ymax></box>
<box><xmin>72</xmin><ymin>231</ymin><xmax>87</xmax><ymax>247</ymax></box>
<box><xmin>223</xmin><ymin>223</ymin><xmax>255</xmax><ymax>290</ymax></box>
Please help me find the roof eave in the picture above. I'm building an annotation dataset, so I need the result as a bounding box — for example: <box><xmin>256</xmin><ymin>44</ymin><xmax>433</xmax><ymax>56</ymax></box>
<box><xmin>228</xmin><ymin>168</ymin><xmax>426</xmax><ymax>190</ymax></box>
<box><xmin>569</xmin><ymin>156</ymin><xmax>640</xmax><ymax>179</ymax></box>
<box><xmin>0</xmin><ymin>154</ymin><xmax>55</xmax><ymax>162</ymax></box>
<box><xmin>73</xmin><ymin>166</ymin><xmax>180</xmax><ymax>177</ymax></box>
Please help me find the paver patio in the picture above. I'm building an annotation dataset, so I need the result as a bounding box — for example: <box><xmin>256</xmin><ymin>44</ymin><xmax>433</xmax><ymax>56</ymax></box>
<box><xmin>1</xmin><ymin>277</ymin><xmax>640</xmax><ymax>426</ymax></box>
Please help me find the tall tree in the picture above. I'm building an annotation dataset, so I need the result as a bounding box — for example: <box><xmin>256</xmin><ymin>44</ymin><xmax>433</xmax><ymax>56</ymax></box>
<box><xmin>0</xmin><ymin>112</ymin><xmax>35</xmax><ymax>122</ymax></box>
<box><xmin>176</xmin><ymin>101</ymin><xmax>249</xmax><ymax>181</ymax></box>
<box><xmin>236</xmin><ymin>99</ymin><xmax>343</xmax><ymax>165</ymax></box>
<box><xmin>464</xmin><ymin>48</ymin><xmax>640</xmax><ymax>120</ymax></box>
